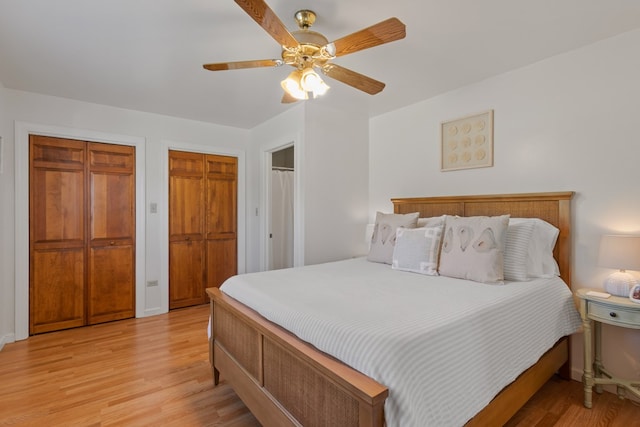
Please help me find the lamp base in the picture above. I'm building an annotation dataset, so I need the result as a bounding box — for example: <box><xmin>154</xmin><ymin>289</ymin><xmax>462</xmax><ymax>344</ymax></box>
<box><xmin>603</xmin><ymin>271</ymin><xmax>639</xmax><ymax>297</ymax></box>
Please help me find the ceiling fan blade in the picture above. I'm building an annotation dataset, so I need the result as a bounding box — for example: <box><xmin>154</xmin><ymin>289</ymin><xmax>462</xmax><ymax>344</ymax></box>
<box><xmin>330</xmin><ymin>17</ymin><xmax>406</xmax><ymax>57</ymax></box>
<box><xmin>321</xmin><ymin>64</ymin><xmax>385</xmax><ymax>95</ymax></box>
<box><xmin>281</xmin><ymin>91</ymin><xmax>299</xmax><ymax>104</ymax></box>
<box><xmin>203</xmin><ymin>59</ymin><xmax>283</xmax><ymax>71</ymax></box>
<box><xmin>234</xmin><ymin>0</ymin><xmax>299</xmax><ymax>48</ymax></box>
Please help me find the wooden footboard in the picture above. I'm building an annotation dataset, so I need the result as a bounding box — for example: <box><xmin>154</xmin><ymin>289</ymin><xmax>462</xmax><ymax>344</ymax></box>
<box><xmin>207</xmin><ymin>287</ymin><xmax>388</xmax><ymax>427</ymax></box>
<box><xmin>208</xmin><ymin>287</ymin><xmax>569</xmax><ymax>427</ymax></box>
<box><xmin>465</xmin><ymin>337</ymin><xmax>568</xmax><ymax>426</ymax></box>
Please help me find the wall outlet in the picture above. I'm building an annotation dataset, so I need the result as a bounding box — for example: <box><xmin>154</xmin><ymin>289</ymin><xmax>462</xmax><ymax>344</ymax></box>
<box><xmin>150</xmin><ymin>202</ymin><xmax>158</xmax><ymax>214</ymax></box>
<box><xmin>146</xmin><ymin>280</ymin><xmax>159</xmax><ymax>287</ymax></box>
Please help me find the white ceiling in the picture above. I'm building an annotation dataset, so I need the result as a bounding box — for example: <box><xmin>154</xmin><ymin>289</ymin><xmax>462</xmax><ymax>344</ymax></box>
<box><xmin>1</xmin><ymin>0</ymin><xmax>639</xmax><ymax>129</ymax></box>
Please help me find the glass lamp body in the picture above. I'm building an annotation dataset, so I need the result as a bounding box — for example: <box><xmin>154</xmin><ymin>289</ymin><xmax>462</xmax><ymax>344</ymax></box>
<box><xmin>604</xmin><ymin>270</ymin><xmax>639</xmax><ymax>297</ymax></box>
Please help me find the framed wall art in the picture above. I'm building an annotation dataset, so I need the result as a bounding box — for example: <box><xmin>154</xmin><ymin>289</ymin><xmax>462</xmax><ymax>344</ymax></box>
<box><xmin>441</xmin><ymin>109</ymin><xmax>493</xmax><ymax>171</ymax></box>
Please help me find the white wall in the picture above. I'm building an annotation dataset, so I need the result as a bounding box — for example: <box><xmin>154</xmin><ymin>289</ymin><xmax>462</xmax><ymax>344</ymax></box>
<box><xmin>249</xmin><ymin>105</ymin><xmax>305</xmax><ymax>272</ymax></box>
<box><xmin>0</xmin><ymin>89</ymin><xmax>251</xmax><ymax>344</ymax></box>
<box><xmin>304</xmin><ymin>102</ymin><xmax>370</xmax><ymax>263</ymax></box>
<box><xmin>370</xmin><ymin>29</ymin><xmax>640</xmax><ymax>385</ymax></box>
<box><xmin>249</xmin><ymin>102</ymin><xmax>370</xmax><ymax>269</ymax></box>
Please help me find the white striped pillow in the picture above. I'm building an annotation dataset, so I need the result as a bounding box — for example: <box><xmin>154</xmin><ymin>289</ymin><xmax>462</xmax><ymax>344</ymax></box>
<box><xmin>504</xmin><ymin>220</ymin><xmax>535</xmax><ymax>281</ymax></box>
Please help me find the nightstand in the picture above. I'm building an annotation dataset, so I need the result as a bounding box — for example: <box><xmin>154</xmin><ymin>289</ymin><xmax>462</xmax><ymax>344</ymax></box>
<box><xmin>576</xmin><ymin>288</ymin><xmax>640</xmax><ymax>408</ymax></box>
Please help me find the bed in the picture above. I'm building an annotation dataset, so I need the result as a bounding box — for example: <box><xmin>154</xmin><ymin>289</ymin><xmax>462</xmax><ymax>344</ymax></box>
<box><xmin>206</xmin><ymin>192</ymin><xmax>577</xmax><ymax>426</ymax></box>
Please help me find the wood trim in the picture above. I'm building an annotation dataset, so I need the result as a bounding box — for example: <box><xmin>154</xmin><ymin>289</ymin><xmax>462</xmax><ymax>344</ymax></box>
<box><xmin>208</xmin><ymin>191</ymin><xmax>575</xmax><ymax>426</ymax></box>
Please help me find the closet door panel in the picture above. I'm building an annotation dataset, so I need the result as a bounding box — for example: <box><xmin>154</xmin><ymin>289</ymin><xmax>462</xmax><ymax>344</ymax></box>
<box><xmin>205</xmin><ymin>155</ymin><xmax>237</xmax><ymax>288</ymax></box>
<box><xmin>169</xmin><ymin>240</ymin><xmax>205</xmax><ymax>308</ymax></box>
<box><xmin>205</xmin><ymin>155</ymin><xmax>237</xmax><ymax>237</ymax></box>
<box><xmin>169</xmin><ymin>151</ymin><xmax>205</xmax><ymax>238</ymax></box>
<box><xmin>30</xmin><ymin>137</ymin><xmax>85</xmax><ymax>169</ymax></box>
<box><xmin>29</xmin><ymin>136</ymin><xmax>87</xmax><ymax>334</ymax></box>
<box><xmin>90</xmin><ymin>173</ymin><xmax>135</xmax><ymax>239</ymax></box>
<box><xmin>169</xmin><ymin>177</ymin><xmax>204</xmax><ymax>237</ymax></box>
<box><xmin>88</xmin><ymin>245</ymin><xmax>135</xmax><ymax>324</ymax></box>
<box><xmin>89</xmin><ymin>144</ymin><xmax>134</xmax><ymax>171</ymax></box>
<box><xmin>206</xmin><ymin>239</ymin><xmax>236</xmax><ymax>289</ymax></box>
<box><xmin>169</xmin><ymin>150</ymin><xmax>206</xmax><ymax>308</ymax></box>
<box><xmin>30</xmin><ymin>249</ymin><xmax>85</xmax><ymax>334</ymax></box>
<box><xmin>30</xmin><ymin>169</ymin><xmax>85</xmax><ymax>243</ymax></box>
<box><xmin>87</xmin><ymin>143</ymin><xmax>136</xmax><ymax>324</ymax></box>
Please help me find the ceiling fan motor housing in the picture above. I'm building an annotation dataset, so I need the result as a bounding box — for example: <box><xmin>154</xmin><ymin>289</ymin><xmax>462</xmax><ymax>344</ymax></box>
<box><xmin>283</xmin><ymin>31</ymin><xmax>331</xmax><ymax>68</ymax></box>
<box><xmin>282</xmin><ymin>10</ymin><xmax>333</xmax><ymax>70</ymax></box>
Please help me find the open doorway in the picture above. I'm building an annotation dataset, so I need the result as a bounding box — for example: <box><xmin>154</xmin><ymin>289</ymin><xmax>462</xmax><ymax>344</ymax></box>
<box><xmin>269</xmin><ymin>146</ymin><xmax>294</xmax><ymax>270</ymax></box>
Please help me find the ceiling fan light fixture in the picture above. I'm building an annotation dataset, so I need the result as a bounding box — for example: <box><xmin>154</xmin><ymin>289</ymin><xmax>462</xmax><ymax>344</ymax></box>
<box><xmin>281</xmin><ymin>69</ymin><xmax>308</xmax><ymax>100</ymax></box>
<box><xmin>300</xmin><ymin>67</ymin><xmax>330</xmax><ymax>97</ymax></box>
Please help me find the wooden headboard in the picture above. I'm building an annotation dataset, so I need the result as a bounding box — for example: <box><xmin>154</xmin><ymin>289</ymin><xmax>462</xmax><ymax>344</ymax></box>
<box><xmin>392</xmin><ymin>192</ymin><xmax>574</xmax><ymax>287</ymax></box>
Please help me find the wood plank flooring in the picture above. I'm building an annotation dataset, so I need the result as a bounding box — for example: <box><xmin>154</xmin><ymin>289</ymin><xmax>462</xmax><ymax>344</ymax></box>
<box><xmin>1</xmin><ymin>304</ymin><xmax>638</xmax><ymax>426</ymax></box>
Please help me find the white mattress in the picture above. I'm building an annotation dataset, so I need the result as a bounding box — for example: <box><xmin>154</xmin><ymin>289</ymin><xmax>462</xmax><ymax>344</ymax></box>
<box><xmin>220</xmin><ymin>257</ymin><xmax>581</xmax><ymax>427</ymax></box>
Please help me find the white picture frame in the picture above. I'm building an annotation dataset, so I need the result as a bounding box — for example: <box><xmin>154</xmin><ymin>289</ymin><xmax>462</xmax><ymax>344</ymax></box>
<box><xmin>441</xmin><ymin>110</ymin><xmax>494</xmax><ymax>171</ymax></box>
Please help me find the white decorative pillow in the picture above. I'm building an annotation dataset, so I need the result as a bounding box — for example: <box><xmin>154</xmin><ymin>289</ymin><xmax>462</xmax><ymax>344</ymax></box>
<box><xmin>391</xmin><ymin>226</ymin><xmax>443</xmax><ymax>275</ymax></box>
<box><xmin>503</xmin><ymin>220</ymin><xmax>535</xmax><ymax>281</ymax></box>
<box><xmin>439</xmin><ymin>215</ymin><xmax>510</xmax><ymax>283</ymax></box>
<box><xmin>417</xmin><ymin>215</ymin><xmax>446</xmax><ymax>228</ymax></box>
<box><xmin>367</xmin><ymin>212</ymin><xmax>419</xmax><ymax>264</ymax></box>
<box><xmin>510</xmin><ymin>218</ymin><xmax>560</xmax><ymax>278</ymax></box>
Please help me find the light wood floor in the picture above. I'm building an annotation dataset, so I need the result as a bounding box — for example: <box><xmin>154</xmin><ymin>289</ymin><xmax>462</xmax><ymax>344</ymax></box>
<box><xmin>1</xmin><ymin>305</ymin><xmax>638</xmax><ymax>426</ymax></box>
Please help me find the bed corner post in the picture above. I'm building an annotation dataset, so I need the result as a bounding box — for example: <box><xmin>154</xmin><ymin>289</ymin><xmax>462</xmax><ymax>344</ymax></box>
<box><xmin>208</xmin><ymin>290</ymin><xmax>220</xmax><ymax>386</ymax></box>
<box><xmin>557</xmin><ymin>192</ymin><xmax>574</xmax><ymax>381</ymax></box>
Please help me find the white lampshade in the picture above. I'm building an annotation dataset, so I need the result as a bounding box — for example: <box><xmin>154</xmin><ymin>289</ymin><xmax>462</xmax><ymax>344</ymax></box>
<box><xmin>598</xmin><ymin>235</ymin><xmax>640</xmax><ymax>296</ymax></box>
<box><xmin>281</xmin><ymin>68</ymin><xmax>330</xmax><ymax>101</ymax></box>
<box><xmin>281</xmin><ymin>70</ymin><xmax>308</xmax><ymax>101</ymax></box>
<box><xmin>300</xmin><ymin>68</ymin><xmax>330</xmax><ymax>98</ymax></box>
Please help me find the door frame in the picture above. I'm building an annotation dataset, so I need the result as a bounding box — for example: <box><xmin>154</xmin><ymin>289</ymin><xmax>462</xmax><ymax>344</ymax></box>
<box><xmin>261</xmin><ymin>136</ymin><xmax>304</xmax><ymax>271</ymax></box>
<box><xmin>14</xmin><ymin>121</ymin><xmax>146</xmax><ymax>341</ymax></box>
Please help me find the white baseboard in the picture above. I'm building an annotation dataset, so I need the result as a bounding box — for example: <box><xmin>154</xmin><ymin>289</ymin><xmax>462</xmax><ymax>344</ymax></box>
<box><xmin>570</xmin><ymin>366</ymin><xmax>582</xmax><ymax>382</ymax></box>
<box><xmin>0</xmin><ymin>333</ymin><xmax>16</xmax><ymax>351</ymax></box>
<box><xmin>570</xmin><ymin>366</ymin><xmax>640</xmax><ymax>403</ymax></box>
<box><xmin>143</xmin><ymin>308</ymin><xmax>166</xmax><ymax>317</ymax></box>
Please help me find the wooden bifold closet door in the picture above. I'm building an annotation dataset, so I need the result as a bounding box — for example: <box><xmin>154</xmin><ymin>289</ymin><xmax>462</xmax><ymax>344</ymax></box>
<box><xmin>169</xmin><ymin>150</ymin><xmax>237</xmax><ymax>309</ymax></box>
<box><xmin>29</xmin><ymin>135</ymin><xmax>135</xmax><ymax>335</ymax></box>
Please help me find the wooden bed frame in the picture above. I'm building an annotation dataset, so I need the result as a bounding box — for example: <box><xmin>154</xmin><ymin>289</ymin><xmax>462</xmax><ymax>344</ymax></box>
<box><xmin>207</xmin><ymin>191</ymin><xmax>574</xmax><ymax>427</ymax></box>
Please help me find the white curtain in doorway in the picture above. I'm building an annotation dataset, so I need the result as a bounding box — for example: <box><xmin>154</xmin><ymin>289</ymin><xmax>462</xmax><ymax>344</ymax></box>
<box><xmin>271</xmin><ymin>170</ymin><xmax>294</xmax><ymax>270</ymax></box>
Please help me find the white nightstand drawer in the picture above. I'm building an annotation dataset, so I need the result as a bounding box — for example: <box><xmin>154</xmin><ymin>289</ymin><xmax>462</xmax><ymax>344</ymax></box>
<box><xmin>589</xmin><ymin>302</ymin><xmax>640</xmax><ymax>326</ymax></box>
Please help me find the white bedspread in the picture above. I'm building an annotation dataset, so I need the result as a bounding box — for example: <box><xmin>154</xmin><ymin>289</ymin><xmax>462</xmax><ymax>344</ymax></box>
<box><xmin>220</xmin><ymin>257</ymin><xmax>581</xmax><ymax>427</ymax></box>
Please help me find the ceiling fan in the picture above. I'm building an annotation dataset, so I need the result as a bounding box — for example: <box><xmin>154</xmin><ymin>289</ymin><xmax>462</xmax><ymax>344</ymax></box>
<box><xmin>203</xmin><ymin>0</ymin><xmax>406</xmax><ymax>103</ymax></box>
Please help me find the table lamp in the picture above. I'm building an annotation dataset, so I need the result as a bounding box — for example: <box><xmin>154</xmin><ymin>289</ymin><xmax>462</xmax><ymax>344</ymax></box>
<box><xmin>598</xmin><ymin>234</ymin><xmax>640</xmax><ymax>296</ymax></box>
